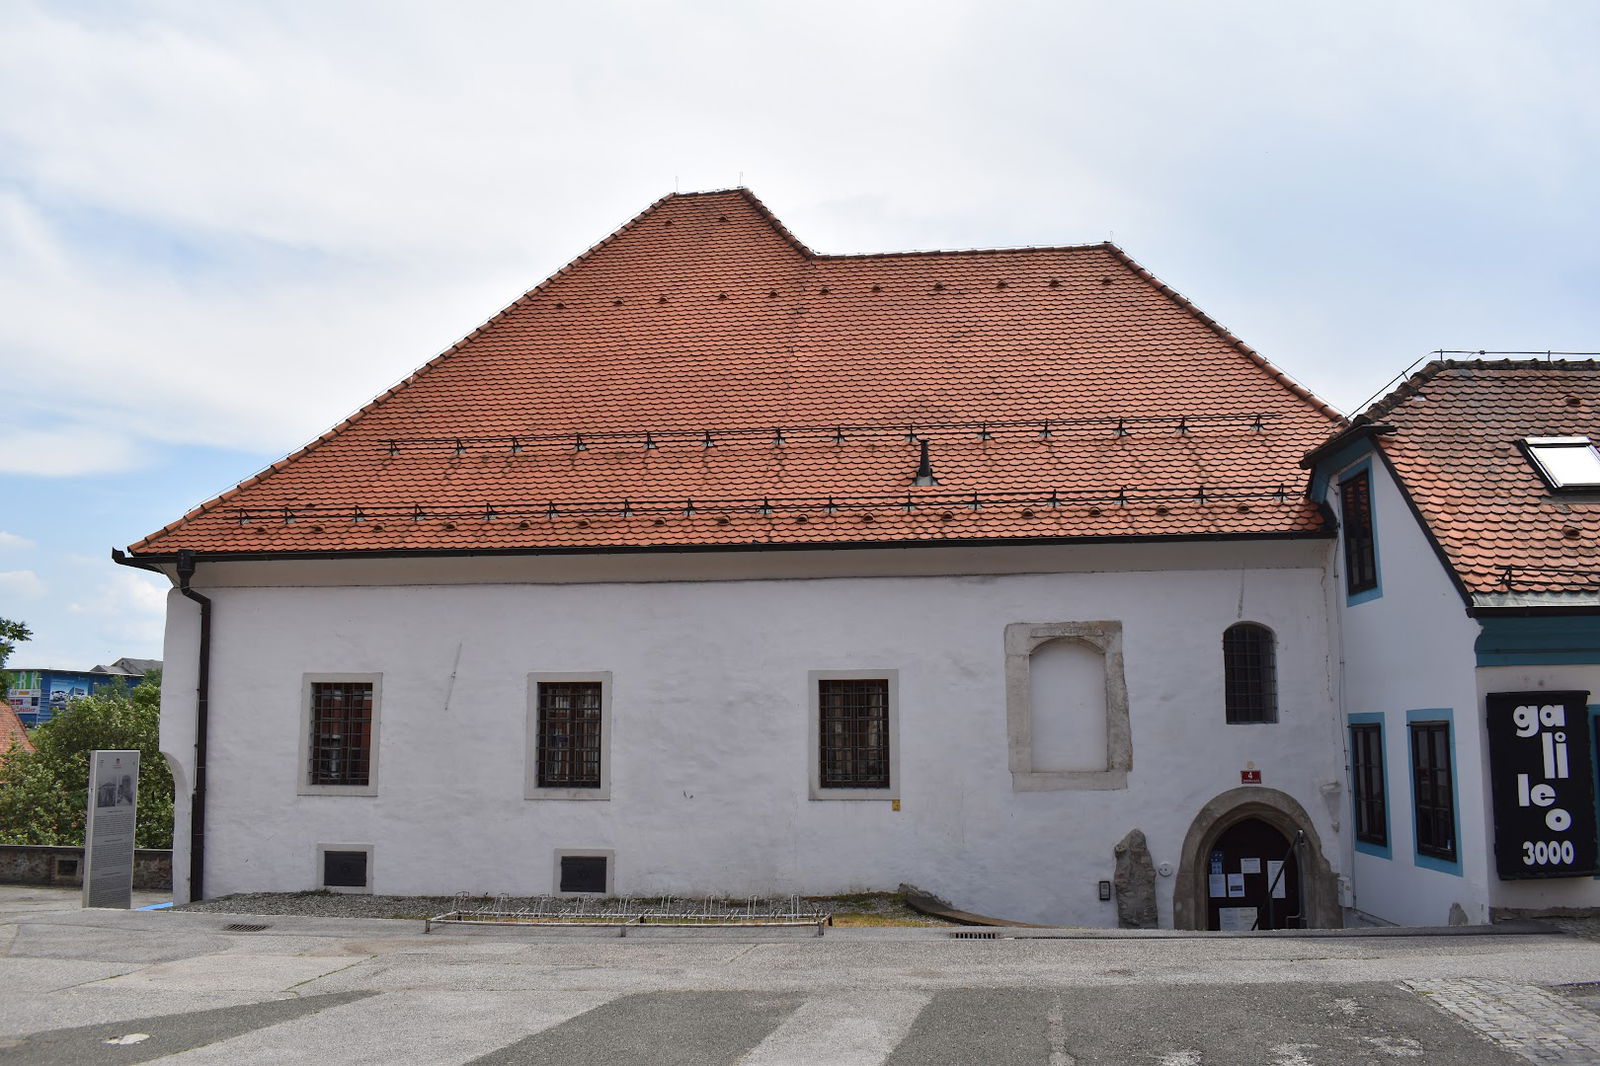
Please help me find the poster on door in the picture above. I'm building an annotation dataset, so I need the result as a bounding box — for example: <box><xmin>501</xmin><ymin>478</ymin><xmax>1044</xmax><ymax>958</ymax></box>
<box><xmin>1486</xmin><ymin>691</ymin><xmax>1598</xmax><ymax>879</ymax></box>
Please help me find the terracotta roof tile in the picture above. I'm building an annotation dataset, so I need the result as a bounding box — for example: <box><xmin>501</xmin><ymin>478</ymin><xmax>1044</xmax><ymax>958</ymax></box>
<box><xmin>1361</xmin><ymin>360</ymin><xmax>1600</xmax><ymax>599</ymax></box>
<box><xmin>128</xmin><ymin>189</ymin><xmax>1339</xmax><ymax>558</ymax></box>
<box><xmin>0</xmin><ymin>703</ymin><xmax>33</xmax><ymax>772</ymax></box>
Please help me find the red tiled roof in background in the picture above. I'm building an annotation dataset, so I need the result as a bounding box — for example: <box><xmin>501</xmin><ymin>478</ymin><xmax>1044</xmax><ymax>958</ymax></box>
<box><xmin>1357</xmin><ymin>360</ymin><xmax>1600</xmax><ymax>599</ymax></box>
<box><xmin>0</xmin><ymin>703</ymin><xmax>34</xmax><ymax>773</ymax></box>
<box><xmin>128</xmin><ymin>189</ymin><xmax>1341</xmax><ymax>557</ymax></box>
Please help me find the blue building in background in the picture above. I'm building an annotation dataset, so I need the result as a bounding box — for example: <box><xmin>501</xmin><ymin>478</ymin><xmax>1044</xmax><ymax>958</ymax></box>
<box><xmin>6</xmin><ymin>657</ymin><xmax>160</xmax><ymax>727</ymax></box>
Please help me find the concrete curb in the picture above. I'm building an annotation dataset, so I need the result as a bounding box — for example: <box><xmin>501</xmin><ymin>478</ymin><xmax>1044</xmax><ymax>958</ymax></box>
<box><xmin>899</xmin><ymin>884</ymin><xmax>1566</xmax><ymax>939</ymax></box>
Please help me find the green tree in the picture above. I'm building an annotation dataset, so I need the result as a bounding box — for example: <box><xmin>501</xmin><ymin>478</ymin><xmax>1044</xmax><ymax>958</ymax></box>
<box><xmin>0</xmin><ymin>672</ymin><xmax>172</xmax><ymax>849</ymax></box>
<box><xmin>0</xmin><ymin>617</ymin><xmax>30</xmax><ymax>692</ymax></box>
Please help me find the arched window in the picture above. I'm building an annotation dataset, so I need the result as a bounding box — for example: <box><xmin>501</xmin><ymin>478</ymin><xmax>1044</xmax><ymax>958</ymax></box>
<box><xmin>1224</xmin><ymin>623</ymin><xmax>1277</xmax><ymax>724</ymax></box>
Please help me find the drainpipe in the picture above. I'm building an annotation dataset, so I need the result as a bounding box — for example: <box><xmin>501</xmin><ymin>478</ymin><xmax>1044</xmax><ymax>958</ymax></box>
<box><xmin>175</xmin><ymin>549</ymin><xmax>210</xmax><ymax>902</ymax></box>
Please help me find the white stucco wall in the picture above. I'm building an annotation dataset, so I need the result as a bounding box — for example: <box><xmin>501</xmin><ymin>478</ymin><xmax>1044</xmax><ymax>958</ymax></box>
<box><xmin>158</xmin><ymin>542</ymin><xmax>1343</xmax><ymax>927</ymax></box>
<box><xmin>1325</xmin><ymin>451</ymin><xmax>1490</xmax><ymax>926</ymax></box>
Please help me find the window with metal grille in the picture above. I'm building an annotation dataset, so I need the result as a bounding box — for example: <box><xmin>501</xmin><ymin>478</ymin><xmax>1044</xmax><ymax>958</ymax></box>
<box><xmin>308</xmin><ymin>682</ymin><xmax>373</xmax><ymax>786</ymax></box>
<box><xmin>1223</xmin><ymin>623</ymin><xmax>1277</xmax><ymax>724</ymax></box>
<box><xmin>1340</xmin><ymin>469</ymin><xmax>1378</xmax><ymax>595</ymax></box>
<box><xmin>1350</xmin><ymin>723</ymin><xmax>1386</xmax><ymax>846</ymax></box>
<box><xmin>819</xmin><ymin>678</ymin><xmax>890</xmax><ymax>789</ymax></box>
<box><xmin>1410</xmin><ymin>722</ymin><xmax>1456</xmax><ymax>861</ymax></box>
<box><xmin>537</xmin><ymin>682</ymin><xmax>603</xmax><ymax>789</ymax></box>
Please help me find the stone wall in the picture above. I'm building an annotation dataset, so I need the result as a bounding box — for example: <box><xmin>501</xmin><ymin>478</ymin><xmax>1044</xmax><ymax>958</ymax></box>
<box><xmin>0</xmin><ymin>844</ymin><xmax>172</xmax><ymax>891</ymax></box>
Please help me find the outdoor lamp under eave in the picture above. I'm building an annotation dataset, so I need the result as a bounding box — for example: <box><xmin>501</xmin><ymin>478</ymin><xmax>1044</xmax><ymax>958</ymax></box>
<box><xmin>912</xmin><ymin>438</ymin><xmax>941</xmax><ymax>487</ymax></box>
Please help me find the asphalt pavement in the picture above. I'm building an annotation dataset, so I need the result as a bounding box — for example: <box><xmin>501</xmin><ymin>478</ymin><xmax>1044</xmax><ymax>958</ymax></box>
<box><xmin>5</xmin><ymin>886</ymin><xmax>1600</xmax><ymax>1064</ymax></box>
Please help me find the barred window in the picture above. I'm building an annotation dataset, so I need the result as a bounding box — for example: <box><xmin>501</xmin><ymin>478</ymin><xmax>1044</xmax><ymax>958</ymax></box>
<box><xmin>1223</xmin><ymin>623</ymin><xmax>1277</xmax><ymax>724</ymax></box>
<box><xmin>1340</xmin><ymin>469</ymin><xmax>1378</xmax><ymax>595</ymax></box>
<box><xmin>308</xmin><ymin>681</ymin><xmax>374</xmax><ymax>787</ymax></box>
<box><xmin>537</xmin><ymin>682</ymin><xmax>603</xmax><ymax>789</ymax></box>
<box><xmin>819</xmin><ymin>678</ymin><xmax>890</xmax><ymax>789</ymax></box>
<box><xmin>1411</xmin><ymin>721</ymin><xmax>1457</xmax><ymax>862</ymax></box>
<box><xmin>1350</xmin><ymin>723</ymin><xmax>1387</xmax><ymax>847</ymax></box>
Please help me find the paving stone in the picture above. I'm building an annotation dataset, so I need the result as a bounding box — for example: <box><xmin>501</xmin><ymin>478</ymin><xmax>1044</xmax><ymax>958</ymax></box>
<box><xmin>1406</xmin><ymin>978</ymin><xmax>1600</xmax><ymax>1064</ymax></box>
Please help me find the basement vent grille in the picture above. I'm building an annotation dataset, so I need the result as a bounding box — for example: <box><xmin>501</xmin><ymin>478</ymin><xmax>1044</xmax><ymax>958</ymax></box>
<box><xmin>223</xmin><ymin>923</ymin><xmax>270</xmax><ymax>932</ymax></box>
<box><xmin>948</xmin><ymin>930</ymin><xmax>999</xmax><ymax>939</ymax></box>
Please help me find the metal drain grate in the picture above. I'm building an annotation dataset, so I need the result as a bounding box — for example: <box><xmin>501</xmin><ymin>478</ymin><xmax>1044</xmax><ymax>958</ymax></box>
<box><xmin>949</xmin><ymin>929</ymin><xmax>998</xmax><ymax>939</ymax></box>
<box><xmin>223</xmin><ymin>923</ymin><xmax>270</xmax><ymax>932</ymax></box>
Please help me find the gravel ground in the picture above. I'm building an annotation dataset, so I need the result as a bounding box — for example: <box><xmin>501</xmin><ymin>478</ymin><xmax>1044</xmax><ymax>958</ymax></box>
<box><xmin>172</xmin><ymin>890</ymin><xmax>956</xmax><ymax>925</ymax></box>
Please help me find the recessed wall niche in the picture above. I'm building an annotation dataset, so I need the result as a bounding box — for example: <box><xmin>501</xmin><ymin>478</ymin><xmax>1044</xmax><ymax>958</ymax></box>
<box><xmin>1005</xmin><ymin>621</ymin><xmax>1130</xmax><ymax>791</ymax></box>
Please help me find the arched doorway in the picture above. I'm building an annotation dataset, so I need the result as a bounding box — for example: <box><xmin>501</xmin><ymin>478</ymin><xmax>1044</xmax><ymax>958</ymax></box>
<box><xmin>1173</xmin><ymin>787</ymin><xmax>1341</xmax><ymax>930</ymax></box>
<box><xmin>1205</xmin><ymin>817</ymin><xmax>1301</xmax><ymax>930</ymax></box>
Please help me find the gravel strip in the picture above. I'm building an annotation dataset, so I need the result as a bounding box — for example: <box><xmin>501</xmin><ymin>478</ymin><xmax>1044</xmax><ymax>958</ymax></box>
<box><xmin>172</xmin><ymin>891</ymin><xmax>953</xmax><ymax>925</ymax></box>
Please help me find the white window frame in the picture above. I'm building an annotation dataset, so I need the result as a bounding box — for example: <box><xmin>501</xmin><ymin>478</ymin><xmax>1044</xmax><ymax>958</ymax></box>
<box><xmin>315</xmin><ymin>842</ymin><xmax>374</xmax><ymax>894</ymax></box>
<box><xmin>298</xmin><ymin>673</ymin><xmax>381</xmax><ymax>797</ymax></box>
<box><xmin>1523</xmin><ymin>436</ymin><xmax>1600</xmax><ymax>490</ymax></box>
<box><xmin>526</xmin><ymin>672</ymin><xmax>612</xmax><ymax>800</ymax></box>
<box><xmin>808</xmin><ymin>669</ymin><xmax>900</xmax><ymax>801</ymax></box>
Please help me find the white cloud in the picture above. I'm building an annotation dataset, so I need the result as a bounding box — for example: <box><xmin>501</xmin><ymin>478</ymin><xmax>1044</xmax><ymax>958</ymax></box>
<box><xmin>69</xmin><ymin>568</ymin><xmax>168</xmax><ymax>620</ymax></box>
<box><xmin>0</xmin><ymin>422</ymin><xmax>150</xmax><ymax>477</ymax></box>
<box><xmin>0</xmin><ymin>570</ymin><xmax>47</xmax><ymax>599</ymax></box>
<box><xmin>0</xmin><ymin>532</ymin><xmax>36</xmax><ymax>551</ymax></box>
<box><xmin>0</xmin><ymin>0</ymin><xmax>1595</xmax><ymax>467</ymax></box>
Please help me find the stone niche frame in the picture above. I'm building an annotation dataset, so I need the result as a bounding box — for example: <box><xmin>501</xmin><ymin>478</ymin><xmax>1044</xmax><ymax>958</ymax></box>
<box><xmin>1171</xmin><ymin>787</ymin><xmax>1341</xmax><ymax>930</ymax></box>
<box><xmin>1004</xmin><ymin>621</ymin><xmax>1130</xmax><ymax>791</ymax></box>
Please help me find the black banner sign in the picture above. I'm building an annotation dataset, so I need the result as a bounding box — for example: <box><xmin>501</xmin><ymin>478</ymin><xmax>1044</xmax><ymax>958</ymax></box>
<box><xmin>1487</xmin><ymin>690</ymin><xmax>1597</xmax><ymax>879</ymax></box>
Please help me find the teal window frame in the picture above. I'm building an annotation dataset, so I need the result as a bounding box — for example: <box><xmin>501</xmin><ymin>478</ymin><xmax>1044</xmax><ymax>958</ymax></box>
<box><xmin>1407</xmin><ymin>708</ymin><xmax>1462</xmax><ymax>876</ymax></box>
<box><xmin>1338</xmin><ymin>460</ymin><xmax>1382</xmax><ymax>606</ymax></box>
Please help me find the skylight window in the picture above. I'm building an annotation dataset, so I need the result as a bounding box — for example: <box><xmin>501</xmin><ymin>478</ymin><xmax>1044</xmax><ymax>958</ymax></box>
<box><xmin>1524</xmin><ymin>437</ymin><xmax>1600</xmax><ymax>490</ymax></box>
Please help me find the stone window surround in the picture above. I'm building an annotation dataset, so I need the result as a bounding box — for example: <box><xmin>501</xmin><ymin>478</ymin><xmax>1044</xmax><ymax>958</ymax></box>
<box><xmin>1005</xmin><ymin>621</ymin><xmax>1130</xmax><ymax>791</ymax></box>
<box><xmin>297</xmin><ymin>673</ymin><xmax>382</xmax><ymax>798</ymax></box>
<box><xmin>526</xmin><ymin>672</ymin><xmax>613</xmax><ymax>801</ymax></box>
<box><xmin>808</xmin><ymin>669</ymin><xmax>900</xmax><ymax>801</ymax></box>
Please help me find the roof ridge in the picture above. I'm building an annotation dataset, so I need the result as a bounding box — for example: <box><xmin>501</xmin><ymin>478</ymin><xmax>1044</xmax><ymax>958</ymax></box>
<box><xmin>1100</xmin><ymin>245</ymin><xmax>1344</xmax><ymax>425</ymax></box>
<box><xmin>1355</xmin><ymin>357</ymin><xmax>1600</xmax><ymax>425</ymax></box>
<box><xmin>816</xmin><ymin>242</ymin><xmax>1115</xmax><ymax>261</ymax></box>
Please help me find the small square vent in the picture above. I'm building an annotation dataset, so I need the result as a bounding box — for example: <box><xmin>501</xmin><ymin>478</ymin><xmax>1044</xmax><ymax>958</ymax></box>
<box><xmin>559</xmin><ymin>854</ymin><xmax>608</xmax><ymax>894</ymax></box>
<box><xmin>323</xmin><ymin>849</ymin><xmax>369</xmax><ymax>889</ymax></box>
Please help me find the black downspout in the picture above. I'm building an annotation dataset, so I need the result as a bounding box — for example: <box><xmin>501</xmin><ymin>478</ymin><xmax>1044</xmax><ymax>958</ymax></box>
<box><xmin>175</xmin><ymin>549</ymin><xmax>210</xmax><ymax>902</ymax></box>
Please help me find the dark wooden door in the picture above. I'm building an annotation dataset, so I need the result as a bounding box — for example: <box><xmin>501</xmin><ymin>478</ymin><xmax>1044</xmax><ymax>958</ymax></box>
<box><xmin>1206</xmin><ymin>818</ymin><xmax>1301</xmax><ymax>930</ymax></box>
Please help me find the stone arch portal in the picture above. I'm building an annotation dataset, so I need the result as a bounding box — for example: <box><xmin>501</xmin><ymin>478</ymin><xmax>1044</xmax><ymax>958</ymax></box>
<box><xmin>1172</xmin><ymin>787</ymin><xmax>1341</xmax><ymax>930</ymax></box>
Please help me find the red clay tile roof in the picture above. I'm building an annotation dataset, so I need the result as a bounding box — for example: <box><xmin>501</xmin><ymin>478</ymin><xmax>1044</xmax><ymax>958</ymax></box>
<box><xmin>1358</xmin><ymin>360</ymin><xmax>1600</xmax><ymax>600</ymax></box>
<box><xmin>128</xmin><ymin>189</ymin><xmax>1340</xmax><ymax>558</ymax></box>
<box><xmin>0</xmin><ymin>703</ymin><xmax>34</xmax><ymax>771</ymax></box>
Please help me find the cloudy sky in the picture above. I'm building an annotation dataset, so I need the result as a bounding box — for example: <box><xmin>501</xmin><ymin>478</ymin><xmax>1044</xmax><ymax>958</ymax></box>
<box><xmin>2</xmin><ymin>0</ymin><xmax>1596</xmax><ymax>669</ymax></box>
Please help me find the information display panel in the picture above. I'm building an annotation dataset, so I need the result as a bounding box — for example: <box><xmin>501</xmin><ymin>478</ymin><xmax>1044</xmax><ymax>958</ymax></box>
<box><xmin>83</xmin><ymin>749</ymin><xmax>139</xmax><ymax>908</ymax></box>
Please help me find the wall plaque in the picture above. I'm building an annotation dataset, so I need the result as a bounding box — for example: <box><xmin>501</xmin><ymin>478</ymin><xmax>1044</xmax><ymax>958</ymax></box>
<box><xmin>1486</xmin><ymin>691</ymin><xmax>1597</xmax><ymax>879</ymax></box>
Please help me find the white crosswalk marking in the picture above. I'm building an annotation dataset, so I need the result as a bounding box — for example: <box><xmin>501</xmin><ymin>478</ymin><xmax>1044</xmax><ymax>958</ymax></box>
<box><xmin>1158</xmin><ymin>1053</ymin><xmax>1201</xmax><ymax>1066</ymax></box>
<box><xmin>1269</xmin><ymin>1044</ymin><xmax>1319</xmax><ymax>1066</ymax></box>
<box><xmin>152</xmin><ymin>989</ymin><xmax>618</xmax><ymax>1066</ymax></box>
<box><xmin>1047</xmin><ymin>996</ymin><xmax>1076</xmax><ymax>1066</ymax></box>
<box><xmin>735</xmin><ymin>990</ymin><xmax>930</xmax><ymax>1066</ymax></box>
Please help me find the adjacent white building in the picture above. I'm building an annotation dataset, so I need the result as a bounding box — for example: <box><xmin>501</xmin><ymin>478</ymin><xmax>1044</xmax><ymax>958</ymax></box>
<box><xmin>1307</xmin><ymin>358</ymin><xmax>1600</xmax><ymax>926</ymax></box>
